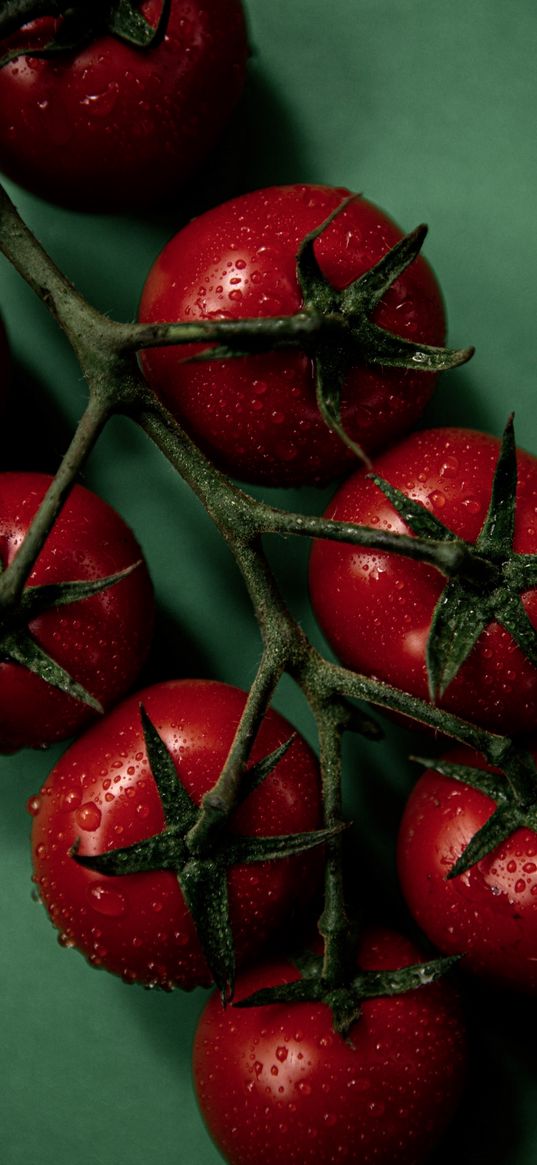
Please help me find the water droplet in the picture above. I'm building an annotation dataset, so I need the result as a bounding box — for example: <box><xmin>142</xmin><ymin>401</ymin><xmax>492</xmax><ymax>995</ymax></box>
<box><xmin>440</xmin><ymin>456</ymin><xmax>459</xmax><ymax>478</ymax></box>
<box><xmin>88</xmin><ymin>883</ymin><xmax>126</xmax><ymax>917</ymax></box>
<box><xmin>75</xmin><ymin>802</ymin><xmax>102</xmax><ymax>832</ymax></box>
<box><xmin>428</xmin><ymin>489</ymin><xmax>446</xmax><ymax>509</ymax></box>
<box><xmin>276</xmin><ymin>1046</ymin><xmax>288</xmax><ymax>1062</ymax></box>
<box><xmin>81</xmin><ymin>82</ymin><xmax>119</xmax><ymax>118</ymax></box>
<box><xmin>27</xmin><ymin>795</ymin><xmax>41</xmax><ymax>817</ymax></box>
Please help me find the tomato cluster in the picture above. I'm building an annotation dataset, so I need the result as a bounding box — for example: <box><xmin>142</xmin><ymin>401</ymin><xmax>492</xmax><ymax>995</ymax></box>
<box><xmin>1</xmin><ymin>6</ymin><xmax>533</xmax><ymax>1165</ymax></box>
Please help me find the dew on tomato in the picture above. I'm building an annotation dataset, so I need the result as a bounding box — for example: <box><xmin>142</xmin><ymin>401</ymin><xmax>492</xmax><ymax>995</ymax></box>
<box><xmin>139</xmin><ymin>184</ymin><xmax>447</xmax><ymax>486</ymax></box>
<box><xmin>0</xmin><ymin>0</ymin><xmax>249</xmax><ymax>210</ymax></box>
<box><xmin>30</xmin><ymin>679</ymin><xmax>323</xmax><ymax>990</ymax></box>
<box><xmin>0</xmin><ymin>471</ymin><xmax>154</xmax><ymax>752</ymax></box>
<box><xmin>193</xmin><ymin>929</ymin><xmax>466</xmax><ymax>1165</ymax></box>
<box><xmin>398</xmin><ymin>745</ymin><xmax>537</xmax><ymax>991</ymax></box>
<box><xmin>309</xmin><ymin>427</ymin><xmax>537</xmax><ymax>736</ymax></box>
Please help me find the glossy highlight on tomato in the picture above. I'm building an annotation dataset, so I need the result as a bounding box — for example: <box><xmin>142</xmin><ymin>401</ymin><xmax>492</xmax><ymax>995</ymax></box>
<box><xmin>30</xmin><ymin>679</ymin><xmax>322</xmax><ymax>989</ymax></box>
<box><xmin>0</xmin><ymin>0</ymin><xmax>249</xmax><ymax>210</ymax></box>
<box><xmin>309</xmin><ymin>427</ymin><xmax>537</xmax><ymax>735</ymax></box>
<box><xmin>138</xmin><ymin>183</ymin><xmax>446</xmax><ymax>485</ymax></box>
<box><xmin>0</xmin><ymin>472</ymin><xmax>153</xmax><ymax>751</ymax></box>
<box><xmin>398</xmin><ymin>745</ymin><xmax>537</xmax><ymax>992</ymax></box>
<box><xmin>194</xmin><ymin>929</ymin><xmax>466</xmax><ymax>1165</ymax></box>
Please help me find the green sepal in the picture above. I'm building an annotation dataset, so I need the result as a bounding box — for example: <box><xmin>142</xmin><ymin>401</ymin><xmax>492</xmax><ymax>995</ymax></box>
<box><xmin>370</xmin><ymin>474</ymin><xmax>455</xmax><ymax>542</ymax></box>
<box><xmin>357</xmin><ymin>321</ymin><xmax>473</xmax><ymax>373</ymax></box>
<box><xmin>344</xmin><ymin>224</ymin><xmax>428</xmax><ymax>312</ymax></box>
<box><xmin>447</xmin><ymin>805</ymin><xmax>524</xmax><ymax>879</ymax></box>
<box><xmin>314</xmin><ymin>344</ymin><xmax>370</xmax><ymax>467</ymax></box>
<box><xmin>235</xmin><ymin>735</ymin><xmax>296</xmax><ymax>807</ymax></box>
<box><xmin>224</xmin><ymin>822</ymin><xmax>344</xmax><ymax>867</ymax></box>
<box><xmin>476</xmin><ymin>415</ymin><xmax>517</xmax><ymax>555</ymax></box>
<box><xmin>107</xmin><ymin>0</ymin><xmax>171</xmax><ymax>47</ymax></box>
<box><xmin>296</xmin><ymin>195</ymin><xmax>357</xmax><ymax>312</ymax></box>
<box><xmin>491</xmin><ymin>590</ymin><xmax>537</xmax><ymax>670</ymax></box>
<box><xmin>411</xmin><ymin>755</ymin><xmax>508</xmax><ymax>803</ymax></box>
<box><xmin>139</xmin><ymin>705</ymin><xmax>197</xmax><ymax>831</ymax></box>
<box><xmin>235</xmin><ymin>953</ymin><xmax>460</xmax><ymax>1037</ymax></box>
<box><xmin>426</xmin><ymin>578</ymin><xmax>489</xmax><ymax>699</ymax></box>
<box><xmin>350</xmin><ymin>954</ymin><xmax>461</xmax><ymax>999</ymax></box>
<box><xmin>180</xmin><ymin>856</ymin><xmax>236</xmax><ymax>1001</ymax></box>
<box><xmin>72</xmin><ymin>828</ymin><xmax>187</xmax><ymax>874</ymax></box>
<box><xmin>20</xmin><ymin>560</ymin><xmax>142</xmax><ymax>620</ymax></box>
<box><xmin>1</xmin><ymin>629</ymin><xmax>102</xmax><ymax>711</ymax></box>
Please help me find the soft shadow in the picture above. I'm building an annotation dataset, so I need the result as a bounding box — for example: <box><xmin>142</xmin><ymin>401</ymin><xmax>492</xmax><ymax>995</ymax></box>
<box><xmin>0</xmin><ymin>361</ymin><xmax>73</xmax><ymax>472</ymax></box>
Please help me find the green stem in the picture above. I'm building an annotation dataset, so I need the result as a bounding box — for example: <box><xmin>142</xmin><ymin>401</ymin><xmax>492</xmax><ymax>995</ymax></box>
<box><xmin>187</xmin><ymin>647</ymin><xmax>285</xmax><ymax>851</ymax></box>
<box><xmin>0</xmin><ymin>394</ymin><xmax>111</xmax><ymax>609</ymax></box>
<box><xmin>121</xmin><ymin>311</ymin><xmax>321</xmax><ymax>353</ymax></box>
<box><xmin>310</xmin><ymin>699</ymin><xmax>354</xmax><ymax>984</ymax></box>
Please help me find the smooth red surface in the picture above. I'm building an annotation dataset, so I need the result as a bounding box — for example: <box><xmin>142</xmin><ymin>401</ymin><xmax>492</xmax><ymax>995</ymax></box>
<box><xmin>309</xmin><ymin>427</ymin><xmax>537</xmax><ymax>735</ymax></box>
<box><xmin>139</xmin><ymin>184</ymin><xmax>446</xmax><ymax>485</ymax></box>
<box><xmin>0</xmin><ymin>0</ymin><xmax>248</xmax><ymax>210</ymax></box>
<box><xmin>398</xmin><ymin>746</ymin><xmax>537</xmax><ymax>991</ymax></box>
<box><xmin>0</xmin><ymin>472</ymin><xmax>153</xmax><ymax>750</ymax></box>
<box><xmin>30</xmin><ymin>679</ymin><xmax>322</xmax><ymax>989</ymax></box>
<box><xmin>194</xmin><ymin>929</ymin><xmax>466</xmax><ymax>1165</ymax></box>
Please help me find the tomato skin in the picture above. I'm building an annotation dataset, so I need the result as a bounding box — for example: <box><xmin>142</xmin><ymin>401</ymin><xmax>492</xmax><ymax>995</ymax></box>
<box><xmin>309</xmin><ymin>427</ymin><xmax>537</xmax><ymax>736</ymax></box>
<box><xmin>398</xmin><ymin>746</ymin><xmax>537</xmax><ymax>992</ymax></box>
<box><xmin>0</xmin><ymin>0</ymin><xmax>248</xmax><ymax>211</ymax></box>
<box><xmin>193</xmin><ymin>929</ymin><xmax>466</xmax><ymax>1165</ymax></box>
<box><xmin>30</xmin><ymin>679</ymin><xmax>322</xmax><ymax>989</ymax></box>
<box><xmin>0</xmin><ymin>472</ymin><xmax>153</xmax><ymax>751</ymax></box>
<box><xmin>138</xmin><ymin>184</ymin><xmax>446</xmax><ymax>486</ymax></box>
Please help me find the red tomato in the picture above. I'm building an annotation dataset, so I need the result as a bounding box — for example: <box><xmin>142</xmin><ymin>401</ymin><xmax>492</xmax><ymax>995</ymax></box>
<box><xmin>0</xmin><ymin>472</ymin><xmax>153</xmax><ymax>751</ymax></box>
<box><xmin>193</xmin><ymin>928</ymin><xmax>466</xmax><ymax>1165</ymax></box>
<box><xmin>138</xmin><ymin>184</ymin><xmax>446</xmax><ymax>485</ymax></box>
<box><xmin>0</xmin><ymin>0</ymin><xmax>248</xmax><ymax>210</ymax></box>
<box><xmin>309</xmin><ymin>427</ymin><xmax>537</xmax><ymax>735</ymax></box>
<box><xmin>398</xmin><ymin>746</ymin><xmax>537</xmax><ymax>992</ymax></box>
<box><xmin>30</xmin><ymin>679</ymin><xmax>322</xmax><ymax>989</ymax></box>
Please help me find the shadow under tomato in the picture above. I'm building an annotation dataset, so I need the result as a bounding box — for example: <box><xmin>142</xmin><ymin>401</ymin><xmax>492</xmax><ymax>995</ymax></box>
<box><xmin>0</xmin><ymin>362</ymin><xmax>73</xmax><ymax>473</ymax></box>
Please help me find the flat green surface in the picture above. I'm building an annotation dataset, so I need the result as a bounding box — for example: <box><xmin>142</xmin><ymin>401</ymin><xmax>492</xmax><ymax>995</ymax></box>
<box><xmin>1</xmin><ymin>1</ymin><xmax>537</xmax><ymax>1162</ymax></box>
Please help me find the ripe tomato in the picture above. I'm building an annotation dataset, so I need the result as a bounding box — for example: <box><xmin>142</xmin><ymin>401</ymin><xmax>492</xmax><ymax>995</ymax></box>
<box><xmin>0</xmin><ymin>0</ymin><xmax>248</xmax><ymax>211</ymax></box>
<box><xmin>193</xmin><ymin>928</ymin><xmax>466</xmax><ymax>1165</ymax></box>
<box><xmin>398</xmin><ymin>745</ymin><xmax>537</xmax><ymax>992</ymax></box>
<box><xmin>30</xmin><ymin>679</ymin><xmax>322</xmax><ymax>990</ymax></box>
<box><xmin>0</xmin><ymin>472</ymin><xmax>153</xmax><ymax>751</ymax></box>
<box><xmin>309</xmin><ymin>426</ymin><xmax>537</xmax><ymax>735</ymax></box>
<box><xmin>138</xmin><ymin>184</ymin><xmax>446</xmax><ymax>486</ymax></box>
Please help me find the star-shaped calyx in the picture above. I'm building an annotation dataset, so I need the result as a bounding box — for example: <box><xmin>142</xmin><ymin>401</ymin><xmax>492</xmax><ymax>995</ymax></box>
<box><xmin>0</xmin><ymin>0</ymin><xmax>171</xmax><ymax>67</ymax></box>
<box><xmin>0</xmin><ymin>558</ymin><xmax>141</xmax><ymax>712</ymax></box>
<box><xmin>73</xmin><ymin>706</ymin><xmax>339</xmax><ymax>1001</ymax></box>
<box><xmin>413</xmin><ymin>744</ymin><xmax>537</xmax><ymax>879</ymax></box>
<box><xmin>182</xmin><ymin>198</ymin><xmax>473</xmax><ymax>467</ymax></box>
<box><xmin>370</xmin><ymin>415</ymin><xmax>537</xmax><ymax>701</ymax></box>
<box><xmin>235</xmin><ymin>946</ymin><xmax>459</xmax><ymax>1038</ymax></box>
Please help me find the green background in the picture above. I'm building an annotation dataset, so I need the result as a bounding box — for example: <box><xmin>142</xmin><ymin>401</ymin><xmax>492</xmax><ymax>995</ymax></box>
<box><xmin>1</xmin><ymin>1</ymin><xmax>537</xmax><ymax>1161</ymax></box>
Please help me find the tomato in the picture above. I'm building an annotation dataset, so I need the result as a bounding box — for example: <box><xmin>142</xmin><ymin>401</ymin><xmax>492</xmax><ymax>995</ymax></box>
<box><xmin>29</xmin><ymin>679</ymin><xmax>322</xmax><ymax>990</ymax></box>
<box><xmin>0</xmin><ymin>0</ymin><xmax>248</xmax><ymax>211</ymax></box>
<box><xmin>193</xmin><ymin>928</ymin><xmax>466</xmax><ymax>1165</ymax></box>
<box><xmin>138</xmin><ymin>184</ymin><xmax>446</xmax><ymax>486</ymax></box>
<box><xmin>309</xmin><ymin>426</ymin><xmax>537</xmax><ymax>736</ymax></box>
<box><xmin>0</xmin><ymin>472</ymin><xmax>153</xmax><ymax>751</ymax></box>
<box><xmin>398</xmin><ymin>745</ymin><xmax>537</xmax><ymax>992</ymax></box>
